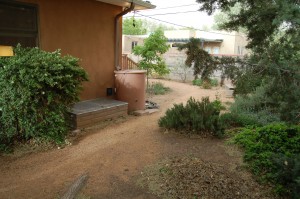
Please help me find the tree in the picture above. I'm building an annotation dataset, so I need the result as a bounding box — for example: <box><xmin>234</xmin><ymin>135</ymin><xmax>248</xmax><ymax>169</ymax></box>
<box><xmin>123</xmin><ymin>17</ymin><xmax>176</xmax><ymax>35</ymax></box>
<box><xmin>197</xmin><ymin>0</ymin><xmax>300</xmax><ymax>50</ymax></box>
<box><xmin>211</xmin><ymin>3</ymin><xmax>246</xmax><ymax>33</ymax></box>
<box><xmin>201</xmin><ymin>25</ymin><xmax>211</xmax><ymax>31</ymax></box>
<box><xmin>196</xmin><ymin>1</ymin><xmax>300</xmax><ymax>196</ymax></box>
<box><xmin>123</xmin><ymin>17</ymin><xmax>147</xmax><ymax>35</ymax></box>
<box><xmin>143</xmin><ymin>20</ymin><xmax>176</xmax><ymax>33</ymax></box>
<box><xmin>178</xmin><ymin>38</ymin><xmax>216</xmax><ymax>81</ymax></box>
<box><xmin>133</xmin><ymin>29</ymin><xmax>170</xmax><ymax>87</ymax></box>
<box><xmin>214</xmin><ymin>56</ymin><xmax>238</xmax><ymax>86</ymax></box>
<box><xmin>196</xmin><ymin>0</ymin><xmax>300</xmax><ymax>122</ymax></box>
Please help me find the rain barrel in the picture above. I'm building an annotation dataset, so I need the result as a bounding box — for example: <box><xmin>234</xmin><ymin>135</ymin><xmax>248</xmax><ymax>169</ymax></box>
<box><xmin>114</xmin><ymin>70</ymin><xmax>146</xmax><ymax>112</ymax></box>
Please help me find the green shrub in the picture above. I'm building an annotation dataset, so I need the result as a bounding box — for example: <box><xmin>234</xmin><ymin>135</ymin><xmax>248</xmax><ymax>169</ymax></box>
<box><xmin>192</xmin><ymin>78</ymin><xmax>218</xmax><ymax>88</ymax></box>
<box><xmin>220</xmin><ymin>112</ymin><xmax>258</xmax><ymax>128</ymax></box>
<box><xmin>272</xmin><ymin>154</ymin><xmax>300</xmax><ymax>198</ymax></box>
<box><xmin>192</xmin><ymin>79</ymin><xmax>202</xmax><ymax>86</ymax></box>
<box><xmin>202</xmin><ymin>80</ymin><xmax>212</xmax><ymax>89</ymax></box>
<box><xmin>231</xmin><ymin>85</ymin><xmax>269</xmax><ymax>112</ymax></box>
<box><xmin>0</xmin><ymin>45</ymin><xmax>88</xmax><ymax>151</ymax></box>
<box><xmin>158</xmin><ymin>97</ymin><xmax>225</xmax><ymax>137</ymax></box>
<box><xmin>147</xmin><ymin>82</ymin><xmax>170</xmax><ymax>95</ymax></box>
<box><xmin>210</xmin><ymin>78</ymin><xmax>218</xmax><ymax>87</ymax></box>
<box><xmin>224</xmin><ymin>85</ymin><xmax>280</xmax><ymax>127</ymax></box>
<box><xmin>233</xmin><ymin>123</ymin><xmax>300</xmax><ymax>196</ymax></box>
<box><xmin>220</xmin><ymin>110</ymin><xmax>280</xmax><ymax>128</ymax></box>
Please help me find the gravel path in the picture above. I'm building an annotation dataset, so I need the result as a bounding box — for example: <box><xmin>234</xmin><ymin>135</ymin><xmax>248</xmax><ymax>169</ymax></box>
<box><xmin>0</xmin><ymin>80</ymin><xmax>272</xmax><ymax>199</ymax></box>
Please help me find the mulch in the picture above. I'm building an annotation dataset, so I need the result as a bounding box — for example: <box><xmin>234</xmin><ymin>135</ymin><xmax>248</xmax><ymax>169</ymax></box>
<box><xmin>138</xmin><ymin>156</ymin><xmax>276</xmax><ymax>199</ymax></box>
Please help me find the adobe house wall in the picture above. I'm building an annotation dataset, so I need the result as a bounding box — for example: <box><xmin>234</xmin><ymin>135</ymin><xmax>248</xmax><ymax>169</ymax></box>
<box><xmin>234</xmin><ymin>34</ymin><xmax>249</xmax><ymax>55</ymax></box>
<box><xmin>20</xmin><ymin>0</ymin><xmax>122</xmax><ymax>100</ymax></box>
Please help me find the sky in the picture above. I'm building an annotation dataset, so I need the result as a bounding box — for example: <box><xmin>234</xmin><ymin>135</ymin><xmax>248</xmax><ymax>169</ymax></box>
<box><xmin>124</xmin><ymin>0</ymin><xmax>216</xmax><ymax>30</ymax></box>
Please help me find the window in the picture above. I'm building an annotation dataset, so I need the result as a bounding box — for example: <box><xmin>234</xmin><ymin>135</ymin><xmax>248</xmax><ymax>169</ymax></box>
<box><xmin>0</xmin><ymin>1</ymin><xmax>38</xmax><ymax>47</ymax></box>
<box><xmin>213</xmin><ymin>47</ymin><xmax>220</xmax><ymax>54</ymax></box>
<box><xmin>237</xmin><ymin>46</ymin><xmax>244</xmax><ymax>55</ymax></box>
<box><xmin>204</xmin><ymin>47</ymin><xmax>211</xmax><ymax>54</ymax></box>
<box><xmin>131</xmin><ymin>41</ymin><xmax>138</xmax><ymax>50</ymax></box>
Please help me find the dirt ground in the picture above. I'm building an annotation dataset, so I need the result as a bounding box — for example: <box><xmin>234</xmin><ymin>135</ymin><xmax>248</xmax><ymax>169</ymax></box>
<box><xmin>0</xmin><ymin>80</ymin><xmax>270</xmax><ymax>199</ymax></box>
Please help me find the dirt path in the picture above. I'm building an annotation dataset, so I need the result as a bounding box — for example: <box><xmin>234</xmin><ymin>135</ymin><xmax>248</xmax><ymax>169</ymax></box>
<box><xmin>0</xmin><ymin>80</ymin><xmax>242</xmax><ymax>199</ymax></box>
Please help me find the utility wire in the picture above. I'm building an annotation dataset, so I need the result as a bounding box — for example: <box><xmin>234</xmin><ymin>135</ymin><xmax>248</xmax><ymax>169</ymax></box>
<box><xmin>120</xmin><ymin>0</ymin><xmax>239</xmax><ymax>36</ymax></box>
<box><xmin>139</xmin><ymin>4</ymin><xmax>198</xmax><ymax>11</ymax></box>
<box><xmin>119</xmin><ymin>0</ymin><xmax>198</xmax><ymax>11</ymax></box>
<box><xmin>125</xmin><ymin>10</ymin><xmax>200</xmax><ymax>17</ymax></box>
<box><xmin>133</xmin><ymin>12</ymin><xmax>236</xmax><ymax>36</ymax></box>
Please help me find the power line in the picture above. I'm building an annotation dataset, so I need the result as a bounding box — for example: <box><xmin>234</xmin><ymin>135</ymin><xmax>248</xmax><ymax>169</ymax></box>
<box><xmin>119</xmin><ymin>0</ymin><xmax>198</xmax><ymax>11</ymax></box>
<box><xmin>120</xmin><ymin>0</ymin><xmax>199</xmax><ymax>11</ymax></box>
<box><xmin>133</xmin><ymin>12</ymin><xmax>236</xmax><ymax>36</ymax></box>
<box><xmin>139</xmin><ymin>4</ymin><xmax>198</xmax><ymax>11</ymax></box>
<box><xmin>125</xmin><ymin>10</ymin><xmax>200</xmax><ymax>17</ymax></box>
<box><xmin>120</xmin><ymin>0</ymin><xmax>238</xmax><ymax>36</ymax></box>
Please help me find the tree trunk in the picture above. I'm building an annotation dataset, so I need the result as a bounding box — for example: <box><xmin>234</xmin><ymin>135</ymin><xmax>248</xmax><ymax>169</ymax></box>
<box><xmin>147</xmin><ymin>68</ymin><xmax>149</xmax><ymax>90</ymax></box>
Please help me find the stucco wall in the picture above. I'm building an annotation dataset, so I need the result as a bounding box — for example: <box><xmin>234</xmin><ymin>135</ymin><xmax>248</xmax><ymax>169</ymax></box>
<box><xmin>218</xmin><ymin>34</ymin><xmax>236</xmax><ymax>55</ymax></box>
<box><xmin>234</xmin><ymin>34</ymin><xmax>249</xmax><ymax>55</ymax></box>
<box><xmin>122</xmin><ymin>35</ymin><xmax>145</xmax><ymax>54</ymax></box>
<box><xmin>20</xmin><ymin>0</ymin><xmax>122</xmax><ymax>100</ymax></box>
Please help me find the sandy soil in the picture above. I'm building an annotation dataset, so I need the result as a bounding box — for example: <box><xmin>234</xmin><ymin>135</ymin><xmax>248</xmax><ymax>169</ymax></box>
<box><xmin>0</xmin><ymin>79</ymin><xmax>263</xmax><ymax>199</ymax></box>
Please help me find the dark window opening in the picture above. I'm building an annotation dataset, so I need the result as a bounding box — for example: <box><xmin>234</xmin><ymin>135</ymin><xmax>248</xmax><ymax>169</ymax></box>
<box><xmin>171</xmin><ymin>43</ymin><xmax>183</xmax><ymax>48</ymax></box>
<box><xmin>0</xmin><ymin>1</ymin><xmax>38</xmax><ymax>47</ymax></box>
<box><xmin>131</xmin><ymin>41</ymin><xmax>138</xmax><ymax>50</ymax></box>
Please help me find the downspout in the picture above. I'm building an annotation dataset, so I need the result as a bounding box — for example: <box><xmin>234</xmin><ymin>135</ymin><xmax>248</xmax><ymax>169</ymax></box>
<box><xmin>115</xmin><ymin>3</ymin><xmax>135</xmax><ymax>70</ymax></box>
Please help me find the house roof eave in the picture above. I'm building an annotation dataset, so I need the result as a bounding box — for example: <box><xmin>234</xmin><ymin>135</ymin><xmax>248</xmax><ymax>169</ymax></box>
<box><xmin>96</xmin><ymin>0</ymin><xmax>156</xmax><ymax>10</ymax></box>
<box><xmin>168</xmin><ymin>38</ymin><xmax>223</xmax><ymax>43</ymax></box>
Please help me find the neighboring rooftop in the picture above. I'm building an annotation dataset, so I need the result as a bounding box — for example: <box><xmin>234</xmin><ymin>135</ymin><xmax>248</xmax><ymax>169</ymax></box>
<box><xmin>123</xmin><ymin>34</ymin><xmax>150</xmax><ymax>38</ymax></box>
<box><xmin>164</xmin><ymin>30</ymin><xmax>244</xmax><ymax>41</ymax></box>
<box><xmin>168</xmin><ymin>38</ymin><xmax>223</xmax><ymax>43</ymax></box>
<box><xmin>96</xmin><ymin>0</ymin><xmax>155</xmax><ymax>10</ymax></box>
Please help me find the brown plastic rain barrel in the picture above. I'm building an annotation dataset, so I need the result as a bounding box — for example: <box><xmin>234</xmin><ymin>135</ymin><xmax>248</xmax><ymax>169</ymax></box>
<box><xmin>114</xmin><ymin>70</ymin><xmax>146</xmax><ymax>112</ymax></box>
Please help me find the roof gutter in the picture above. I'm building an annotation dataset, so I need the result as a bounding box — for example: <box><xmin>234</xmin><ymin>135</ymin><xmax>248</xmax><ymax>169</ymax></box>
<box><xmin>115</xmin><ymin>3</ymin><xmax>135</xmax><ymax>70</ymax></box>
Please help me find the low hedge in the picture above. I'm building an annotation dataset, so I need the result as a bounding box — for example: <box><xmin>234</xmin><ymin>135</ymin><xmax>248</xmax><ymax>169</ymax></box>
<box><xmin>233</xmin><ymin>123</ymin><xmax>300</xmax><ymax>197</ymax></box>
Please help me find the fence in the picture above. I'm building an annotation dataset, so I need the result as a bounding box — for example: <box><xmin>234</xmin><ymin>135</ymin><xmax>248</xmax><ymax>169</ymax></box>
<box><xmin>121</xmin><ymin>54</ymin><xmax>139</xmax><ymax>70</ymax></box>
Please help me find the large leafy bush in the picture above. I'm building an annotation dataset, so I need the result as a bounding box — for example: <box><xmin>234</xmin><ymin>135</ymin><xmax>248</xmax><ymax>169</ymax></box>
<box><xmin>159</xmin><ymin>97</ymin><xmax>225</xmax><ymax>137</ymax></box>
<box><xmin>0</xmin><ymin>46</ymin><xmax>88</xmax><ymax>150</ymax></box>
<box><xmin>233</xmin><ymin>123</ymin><xmax>300</xmax><ymax>197</ymax></box>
